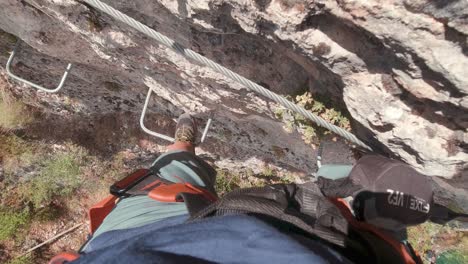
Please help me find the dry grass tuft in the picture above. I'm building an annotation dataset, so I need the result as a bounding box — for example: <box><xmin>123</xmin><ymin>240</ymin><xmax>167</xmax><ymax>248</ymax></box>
<box><xmin>0</xmin><ymin>89</ymin><xmax>32</xmax><ymax>130</ymax></box>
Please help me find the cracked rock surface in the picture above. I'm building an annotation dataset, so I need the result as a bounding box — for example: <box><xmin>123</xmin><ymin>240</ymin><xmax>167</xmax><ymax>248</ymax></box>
<box><xmin>0</xmin><ymin>0</ymin><xmax>466</xmax><ymax>179</ymax></box>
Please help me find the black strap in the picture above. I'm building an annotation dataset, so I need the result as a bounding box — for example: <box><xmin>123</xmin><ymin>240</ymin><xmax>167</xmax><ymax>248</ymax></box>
<box><xmin>186</xmin><ymin>182</ymin><xmax>418</xmax><ymax>263</ymax></box>
<box><xmin>316</xmin><ymin>176</ymin><xmax>361</xmax><ymax>198</ymax></box>
<box><xmin>188</xmin><ymin>183</ymin><xmax>349</xmax><ymax>246</ymax></box>
<box><xmin>178</xmin><ymin>192</ymin><xmax>213</xmax><ymax>216</ymax></box>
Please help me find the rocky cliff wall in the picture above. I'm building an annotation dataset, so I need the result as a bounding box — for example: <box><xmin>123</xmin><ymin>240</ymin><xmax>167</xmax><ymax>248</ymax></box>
<box><xmin>0</xmin><ymin>0</ymin><xmax>466</xmax><ymax>178</ymax></box>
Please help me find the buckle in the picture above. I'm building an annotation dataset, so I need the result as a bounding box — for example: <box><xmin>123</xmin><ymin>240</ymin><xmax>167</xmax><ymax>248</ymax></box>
<box><xmin>110</xmin><ymin>169</ymin><xmax>152</xmax><ymax>197</ymax></box>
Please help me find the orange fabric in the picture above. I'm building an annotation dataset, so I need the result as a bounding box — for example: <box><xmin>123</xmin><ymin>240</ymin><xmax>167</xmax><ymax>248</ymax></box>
<box><xmin>329</xmin><ymin>198</ymin><xmax>423</xmax><ymax>264</ymax></box>
<box><xmin>49</xmin><ymin>252</ymin><xmax>79</xmax><ymax>264</ymax></box>
<box><xmin>148</xmin><ymin>182</ymin><xmax>217</xmax><ymax>202</ymax></box>
<box><xmin>88</xmin><ymin>195</ymin><xmax>118</xmax><ymax>234</ymax></box>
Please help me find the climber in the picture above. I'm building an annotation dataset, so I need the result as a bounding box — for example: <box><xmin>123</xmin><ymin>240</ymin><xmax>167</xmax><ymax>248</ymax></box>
<box><xmin>50</xmin><ymin>113</ymin><xmax>449</xmax><ymax>264</ymax></box>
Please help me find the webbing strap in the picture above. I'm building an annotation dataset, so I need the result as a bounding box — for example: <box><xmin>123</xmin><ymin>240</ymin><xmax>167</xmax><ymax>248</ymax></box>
<box><xmin>316</xmin><ymin>176</ymin><xmax>362</xmax><ymax>198</ymax></box>
<box><xmin>188</xmin><ymin>182</ymin><xmax>421</xmax><ymax>264</ymax></box>
<box><xmin>189</xmin><ymin>183</ymin><xmax>348</xmax><ymax>246</ymax></box>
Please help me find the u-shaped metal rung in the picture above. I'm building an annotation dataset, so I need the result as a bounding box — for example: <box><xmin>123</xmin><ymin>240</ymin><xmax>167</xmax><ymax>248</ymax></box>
<box><xmin>5</xmin><ymin>41</ymin><xmax>72</xmax><ymax>93</ymax></box>
<box><xmin>316</xmin><ymin>142</ymin><xmax>324</xmax><ymax>168</ymax></box>
<box><xmin>140</xmin><ymin>87</ymin><xmax>213</xmax><ymax>143</ymax></box>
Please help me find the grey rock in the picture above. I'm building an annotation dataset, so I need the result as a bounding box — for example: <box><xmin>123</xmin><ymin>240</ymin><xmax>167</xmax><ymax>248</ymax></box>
<box><xmin>0</xmin><ymin>0</ymin><xmax>466</xmax><ymax>178</ymax></box>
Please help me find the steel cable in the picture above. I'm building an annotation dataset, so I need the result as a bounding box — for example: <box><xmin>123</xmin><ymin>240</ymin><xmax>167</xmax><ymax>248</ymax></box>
<box><xmin>82</xmin><ymin>0</ymin><xmax>372</xmax><ymax>151</ymax></box>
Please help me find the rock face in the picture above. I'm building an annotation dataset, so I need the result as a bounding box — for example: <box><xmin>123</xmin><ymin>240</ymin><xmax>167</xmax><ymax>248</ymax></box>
<box><xmin>0</xmin><ymin>0</ymin><xmax>466</xmax><ymax>178</ymax></box>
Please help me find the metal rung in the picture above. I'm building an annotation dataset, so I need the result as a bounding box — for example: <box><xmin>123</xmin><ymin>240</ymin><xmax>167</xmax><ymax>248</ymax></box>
<box><xmin>140</xmin><ymin>87</ymin><xmax>212</xmax><ymax>143</ymax></box>
<box><xmin>5</xmin><ymin>40</ymin><xmax>72</xmax><ymax>93</ymax></box>
<box><xmin>316</xmin><ymin>141</ymin><xmax>324</xmax><ymax>168</ymax></box>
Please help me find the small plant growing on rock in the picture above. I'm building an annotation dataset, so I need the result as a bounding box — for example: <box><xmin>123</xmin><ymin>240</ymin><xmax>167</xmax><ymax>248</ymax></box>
<box><xmin>274</xmin><ymin>91</ymin><xmax>352</xmax><ymax>145</ymax></box>
<box><xmin>311</xmin><ymin>100</ymin><xmax>325</xmax><ymax>114</ymax></box>
<box><xmin>274</xmin><ymin>108</ymin><xmax>284</xmax><ymax>119</ymax></box>
<box><xmin>262</xmin><ymin>166</ymin><xmax>275</xmax><ymax>177</ymax></box>
<box><xmin>303</xmin><ymin>126</ymin><xmax>317</xmax><ymax>144</ymax></box>
<box><xmin>215</xmin><ymin>169</ymin><xmax>241</xmax><ymax>196</ymax></box>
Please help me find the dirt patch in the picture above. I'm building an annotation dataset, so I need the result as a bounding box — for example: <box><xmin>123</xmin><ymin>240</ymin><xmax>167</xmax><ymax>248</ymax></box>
<box><xmin>23</xmin><ymin>111</ymin><xmax>175</xmax><ymax>157</ymax></box>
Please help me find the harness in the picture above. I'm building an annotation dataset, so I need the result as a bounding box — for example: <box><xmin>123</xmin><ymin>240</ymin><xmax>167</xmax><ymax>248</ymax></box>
<box><xmin>49</xmin><ymin>166</ymin><xmax>218</xmax><ymax>263</ymax></box>
<box><xmin>50</xmin><ymin>171</ymin><xmax>422</xmax><ymax>264</ymax></box>
<box><xmin>187</xmin><ymin>183</ymin><xmax>423</xmax><ymax>264</ymax></box>
<box><xmin>87</xmin><ymin>167</ymin><xmax>217</xmax><ymax>234</ymax></box>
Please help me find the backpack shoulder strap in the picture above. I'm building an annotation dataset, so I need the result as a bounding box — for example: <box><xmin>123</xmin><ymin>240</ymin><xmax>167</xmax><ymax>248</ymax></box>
<box><xmin>188</xmin><ymin>182</ymin><xmax>423</xmax><ymax>264</ymax></box>
<box><xmin>189</xmin><ymin>183</ymin><xmax>349</xmax><ymax>246</ymax></box>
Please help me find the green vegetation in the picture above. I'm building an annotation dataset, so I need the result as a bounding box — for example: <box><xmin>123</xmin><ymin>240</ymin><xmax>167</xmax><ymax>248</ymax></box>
<box><xmin>408</xmin><ymin>222</ymin><xmax>445</xmax><ymax>255</ymax></box>
<box><xmin>34</xmin><ymin>206</ymin><xmax>63</xmax><ymax>223</ymax></box>
<box><xmin>0</xmin><ymin>135</ymin><xmax>39</xmax><ymax>178</ymax></box>
<box><xmin>215</xmin><ymin>169</ymin><xmax>241</xmax><ymax>196</ymax></box>
<box><xmin>0</xmin><ymin>207</ymin><xmax>30</xmax><ymax>242</ymax></box>
<box><xmin>105</xmin><ymin>151</ymin><xmax>127</xmax><ymax>181</ymax></box>
<box><xmin>6</xmin><ymin>254</ymin><xmax>32</xmax><ymax>264</ymax></box>
<box><xmin>277</xmin><ymin>173</ymin><xmax>296</xmax><ymax>184</ymax></box>
<box><xmin>0</xmin><ymin>129</ymin><xmax>137</xmax><ymax>261</ymax></box>
<box><xmin>0</xmin><ymin>85</ymin><xmax>462</xmax><ymax>263</ymax></box>
<box><xmin>303</xmin><ymin>126</ymin><xmax>317</xmax><ymax>144</ymax></box>
<box><xmin>274</xmin><ymin>91</ymin><xmax>351</xmax><ymax>145</ymax></box>
<box><xmin>436</xmin><ymin>249</ymin><xmax>467</xmax><ymax>264</ymax></box>
<box><xmin>0</xmin><ymin>133</ymin><xmax>117</xmax><ymax>214</ymax></box>
<box><xmin>24</xmin><ymin>146</ymin><xmax>87</xmax><ymax>208</ymax></box>
<box><xmin>0</xmin><ymin>134</ymin><xmax>30</xmax><ymax>158</ymax></box>
<box><xmin>0</xmin><ymin>94</ymin><xmax>32</xmax><ymax>130</ymax></box>
<box><xmin>262</xmin><ymin>166</ymin><xmax>274</xmax><ymax>177</ymax></box>
<box><xmin>1</xmin><ymin>138</ymin><xmax>89</xmax><ymax>209</ymax></box>
<box><xmin>215</xmin><ymin>166</ymin><xmax>296</xmax><ymax>196</ymax></box>
<box><xmin>408</xmin><ymin>222</ymin><xmax>467</xmax><ymax>264</ymax></box>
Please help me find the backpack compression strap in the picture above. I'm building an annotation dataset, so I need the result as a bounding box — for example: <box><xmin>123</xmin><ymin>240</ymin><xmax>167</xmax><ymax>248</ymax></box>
<box><xmin>188</xmin><ymin>182</ymin><xmax>423</xmax><ymax>264</ymax></box>
<box><xmin>189</xmin><ymin>183</ymin><xmax>349</xmax><ymax>246</ymax></box>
